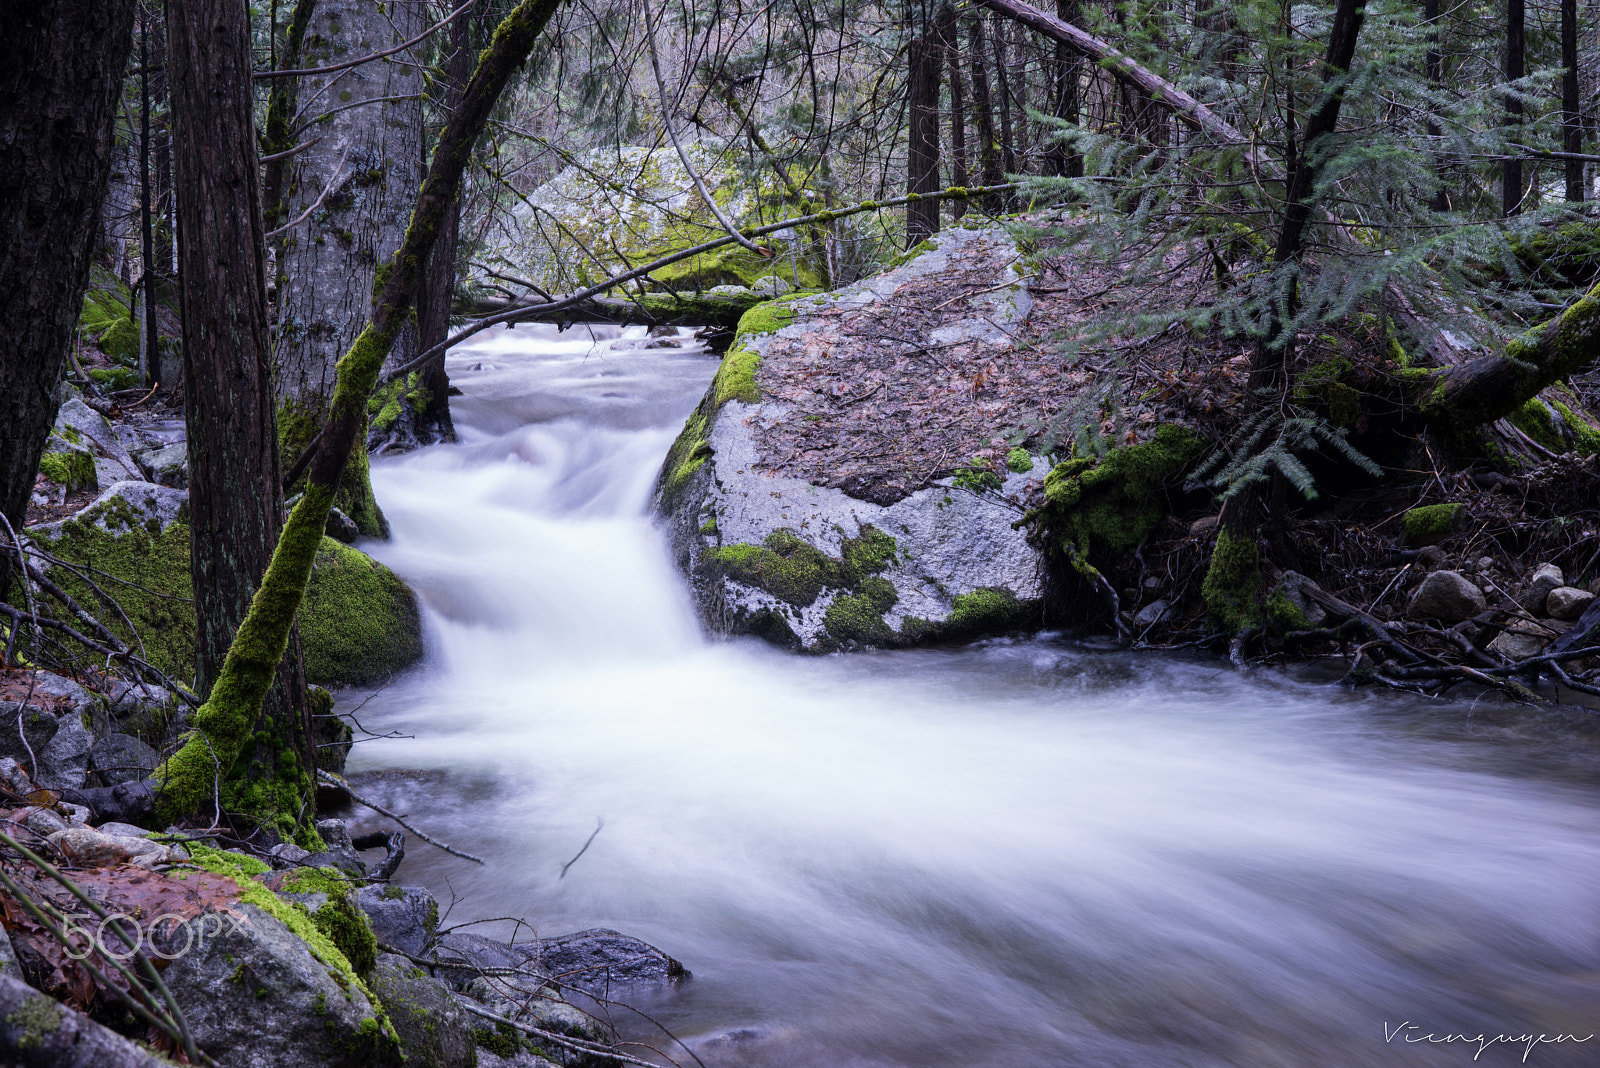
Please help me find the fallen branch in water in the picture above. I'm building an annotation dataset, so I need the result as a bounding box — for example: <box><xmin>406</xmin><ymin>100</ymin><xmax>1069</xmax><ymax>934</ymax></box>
<box><xmin>317</xmin><ymin>770</ymin><xmax>484</xmax><ymax>864</ymax></box>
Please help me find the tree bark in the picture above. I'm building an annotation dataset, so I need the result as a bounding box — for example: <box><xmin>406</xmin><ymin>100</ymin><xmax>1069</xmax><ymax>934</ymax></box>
<box><xmin>906</xmin><ymin>5</ymin><xmax>944</xmax><ymax>245</ymax></box>
<box><xmin>0</xmin><ymin>0</ymin><xmax>135</xmax><ymax>599</ymax></box>
<box><xmin>1562</xmin><ymin>0</ymin><xmax>1584</xmax><ymax>201</ymax></box>
<box><xmin>168</xmin><ymin>0</ymin><xmax>312</xmax><ymax>836</ymax></box>
<box><xmin>1504</xmin><ymin>0</ymin><xmax>1525</xmax><ymax>216</ymax></box>
<box><xmin>413</xmin><ymin>3</ymin><xmax>477</xmax><ymax>448</ymax></box>
<box><xmin>945</xmin><ymin>20</ymin><xmax>970</xmax><ymax>218</ymax></box>
<box><xmin>1043</xmin><ymin>0</ymin><xmax>1082</xmax><ymax>177</ymax></box>
<box><xmin>153</xmin><ymin>0</ymin><xmax>565</xmax><ymax>832</ymax></box>
<box><xmin>969</xmin><ymin>14</ymin><xmax>1004</xmax><ymax>212</ymax></box>
<box><xmin>273</xmin><ymin>0</ymin><xmax>427</xmax><ymax>530</ymax></box>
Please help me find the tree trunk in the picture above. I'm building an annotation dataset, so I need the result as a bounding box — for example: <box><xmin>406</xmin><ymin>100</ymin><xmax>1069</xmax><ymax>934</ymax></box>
<box><xmin>273</xmin><ymin>0</ymin><xmax>427</xmax><ymax>529</ymax></box>
<box><xmin>1044</xmin><ymin>0</ymin><xmax>1083</xmax><ymax>177</ymax></box>
<box><xmin>261</xmin><ymin>0</ymin><xmax>319</xmax><ymax>234</ymax></box>
<box><xmin>993</xmin><ymin>15</ymin><xmax>1017</xmax><ymax>177</ymax></box>
<box><xmin>140</xmin><ymin>17</ymin><xmax>161</xmax><ymax>387</ymax></box>
<box><xmin>168</xmin><ymin>0</ymin><xmax>312</xmax><ymax>839</ymax></box>
<box><xmin>946</xmin><ymin>21</ymin><xmax>970</xmax><ymax>218</ymax></box>
<box><xmin>413</xmin><ymin>4</ymin><xmax>476</xmax><ymax>449</ymax></box>
<box><xmin>1563</xmin><ymin>0</ymin><xmax>1583</xmax><ymax>201</ymax></box>
<box><xmin>0</xmin><ymin>0</ymin><xmax>135</xmax><ymax>599</ymax></box>
<box><xmin>1504</xmin><ymin>0</ymin><xmax>1525</xmax><ymax>216</ymax></box>
<box><xmin>1424</xmin><ymin>0</ymin><xmax>1448</xmax><ymax>210</ymax></box>
<box><xmin>969</xmin><ymin>14</ymin><xmax>1005</xmax><ymax>212</ymax></box>
<box><xmin>153</xmin><ymin>0</ymin><xmax>565</xmax><ymax>833</ymax></box>
<box><xmin>906</xmin><ymin>5</ymin><xmax>944</xmax><ymax>245</ymax></box>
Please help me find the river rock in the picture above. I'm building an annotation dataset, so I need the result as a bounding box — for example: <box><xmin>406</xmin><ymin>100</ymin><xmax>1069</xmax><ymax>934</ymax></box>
<box><xmin>355</xmin><ymin>884</ymin><xmax>439</xmax><ymax>958</ymax></box>
<box><xmin>0</xmin><ymin>705</ymin><xmax>59</xmax><ymax>773</ymax></box>
<box><xmin>1276</xmin><ymin>571</ymin><xmax>1328</xmax><ymax>627</ymax></box>
<box><xmin>1405</xmin><ymin>569</ymin><xmax>1486</xmax><ymax>623</ymax></box>
<box><xmin>1488</xmin><ymin>618</ymin><xmax>1560</xmax><ymax>661</ymax></box>
<box><xmin>36</xmin><ymin>711</ymin><xmax>92</xmax><ymax>792</ymax></box>
<box><xmin>88</xmin><ymin>732</ymin><xmax>161</xmax><ymax>787</ymax></box>
<box><xmin>1133</xmin><ymin>599</ymin><xmax>1171</xmax><ymax>629</ymax></box>
<box><xmin>370</xmin><ymin>953</ymin><xmax>476</xmax><ymax>1068</ymax></box>
<box><xmin>24</xmin><ymin>806</ymin><xmax>69</xmax><ymax>838</ymax></box>
<box><xmin>533</xmin><ymin>928</ymin><xmax>690</xmax><ymax>995</ymax></box>
<box><xmin>299</xmin><ymin>536</ymin><xmax>424</xmax><ymax>686</ymax></box>
<box><xmin>654</xmin><ymin>228</ymin><xmax>1045</xmax><ymax>652</ymax></box>
<box><xmin>462</xmin><ymin>974</ymin><xmax>612</xmax><ymax>1045</ymax></box>
<box><xmin>133</xmin><ymin>442</ymin><xmax>189</xmax><ymax>489</ymax></box>
<box><xmin>1520</xmin><ymin>562</ymin><xmax>1565</xmax><ymax>615</ymax></box>
<box><xmin>160</xmin><ymin>902</ymin><xmax>400</xmax><ymax>1068</ymax></box>
<box><xmin>46</xmin><ymin>826</ymin><xmax>137</xmax><ymax>867</ymax></box>
<box><xmin>0</xmin><ymin>971</ymin><xmax>172</xmax><ymax>1067</ymax></box>
<box><xmin>1545</xmin><ymin>586</ymin><xmax>1596</xmax><ymax>621</ymax></box>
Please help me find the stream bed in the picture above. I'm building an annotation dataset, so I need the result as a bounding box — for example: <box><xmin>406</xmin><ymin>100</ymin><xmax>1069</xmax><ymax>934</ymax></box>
<box><xmin>347</xmin><ymin>323</ymin><xmax>1600</xmax><ymax>1067</ymax></box>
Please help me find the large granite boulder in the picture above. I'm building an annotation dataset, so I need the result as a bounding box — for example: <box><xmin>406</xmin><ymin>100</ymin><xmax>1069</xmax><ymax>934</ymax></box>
<box><xmin>653</xmin><ymin>227</ymin><xmax>1047</xmax><ymax>651</ymax></box>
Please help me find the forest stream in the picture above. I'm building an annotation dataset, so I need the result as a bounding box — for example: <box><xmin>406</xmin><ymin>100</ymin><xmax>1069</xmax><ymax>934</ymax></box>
<box><xmin>345</xmin><ymin>324</ymin><xmax>1600</xmax><ymax>1068</ymax></box>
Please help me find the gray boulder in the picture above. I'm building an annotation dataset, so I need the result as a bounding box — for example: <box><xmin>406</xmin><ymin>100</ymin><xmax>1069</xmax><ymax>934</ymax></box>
<box><xmin>1520</xmin><ymin>562</ymin><xmax>1565</xmax><ymax>615</ymax></box>
<box><xmin>1546</xmin><ymin>586</ymin><xmax>1596</xmax><ymax>622</ymax></box>
<box><xmin>355</xmin><ymin>884</ymin><xmax>439</xmax><ymax>958</ymax></box>
<box><xmin>1275</xmin><ymin>571</ymin><xmax>1328</xmax><ymax>627</ymax></box>
<box><xmin>88</xmin><ymin>733</ymin><xmax>161</xmax><ymax>787</ymax></box>
<box><xmin>369</xmin><ymin>953</ymin><xmax>477</xmax><ymax>1068</ymax></box>
<box><xmin>1488</xmin><ymin>618</ymin><xmax>1560</xmax><ymax>661</ymax></box>
<box><xmin>54</xmin><ymin>398</ymin><xmax>144</xmax><ymax>486</ymax></box>
<box><xmin>0</xmin><ymin>971</ymin><xmax>172</xmax><ymax>1067</ymax></box>
<box><xmin>462</xmin><ymin>974</ymin><xmax>612</xmax><ymax>1045</ymax></box>
<box><xmin>654</xmin><ymin>228</ymin><xmax>1044</xmax><ymax>652</ymax></box>
<box><xmin>533</xmin><ymin>928</ymin><xmax>689</xmax><ymax>996</ymax></box>
<box><xmin>0</xmin><ymin>705</ymin><xmax>59</xmax><ymax>774</ymax></box>
<box><xmin>1406</xmin><ymin>569</ymin><xmax>1487</xmax><ymax>623</ymax></box>
<box><xmin>134</xmin><ymin>442</ymin><xmax>189</xmax><ymax>489</ymax></box>
<box><xmin>160</xmin><ymin>902</ymin><xmax>400</xmax><ymax>1068</ymax></box>
<box><xmin>36</xmin><ymin>709</ymin><xmax>93</xmax><ymax>792</ymax></box>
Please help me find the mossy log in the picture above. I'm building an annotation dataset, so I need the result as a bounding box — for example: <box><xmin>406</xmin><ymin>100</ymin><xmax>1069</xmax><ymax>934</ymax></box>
<box><xmin>456</xmin><ymin>289</ymin><xmax>769</xmax><ymax>331</ymax></box>
<box><xmin>1405</xmin><ymin>279</ymin><xmax>1600</xmax><ymax>430</ymax></box>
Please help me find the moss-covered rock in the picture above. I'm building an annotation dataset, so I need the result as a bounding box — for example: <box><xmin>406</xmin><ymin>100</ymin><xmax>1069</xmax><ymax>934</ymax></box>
<box><xmin>300</xmin><ymin>537</ymin><xmax>423</xmax><ymax>687</ymax></box>
<box><xmin>1038</xmin><ymin>424</ymin><xmax>1205</xmax><ymax>583</ymax></box>
<box><xmin>27</xmin><ymin>488</ymin><xmax>422</xmax><ymax>690</ymax></box>
<box><xmin>37</xmin><ymin>434</ymin><xmax>97</xmax><ymax>493</ymax></box>
<box><xmin>1202</xmin><ymin>526</ymin><xmax>1264</xmax><ymax>632</ymax></box>
<box><xmin>1402</xmin><ymin>503</ymin><xmax>1465</xmax><ymax>544</ymax></box>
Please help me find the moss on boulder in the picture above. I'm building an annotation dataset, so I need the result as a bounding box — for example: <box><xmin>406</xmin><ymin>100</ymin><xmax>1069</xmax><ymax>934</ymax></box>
<box><xmin>300</xmin><ymin>537</ymin><xmax>422</xmax><ymax>687</ymax></box>
<box><xmin>1402</xmin><ymin>503</ymin><xmax>1465</xmax><ymax>544</ymax></box>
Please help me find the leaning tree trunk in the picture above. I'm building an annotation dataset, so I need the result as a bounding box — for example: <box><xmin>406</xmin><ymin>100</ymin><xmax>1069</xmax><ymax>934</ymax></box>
<box><xmin>153</xmin><ymin>0</ymin><xmax>564</xmax><ymax>833</ymax></box>
<box><xmin>168</xmin><ymin>0</ymin><xmax>313</xmax><ymax>839</ymax></box>
<box><xmin>0</xmin><ymin>0</ymin><xmax>135</xmax><ymax>601</ymax></box>
<box><xmin>273</xmin><ymin>0</ymin><xmax>426</xmax><ymax>530</ymax></box>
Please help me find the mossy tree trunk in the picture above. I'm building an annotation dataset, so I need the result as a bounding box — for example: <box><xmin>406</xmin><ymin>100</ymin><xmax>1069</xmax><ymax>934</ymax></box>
<box><xmin>0</xmin><ymin>0</ymin><xmax>135</xmax><ymax>600</ymax></box>
<box><xmin>169</xmin><ymin>0</ymin><xmax>314</xmax><ymax>834</ymax></box>
<box><xmin>153</xmin><ymin>0</ymin><xmax>565</xmax><ymax>835</ymax></box>
<box><xmin>273</xmin><ymin>0</ymin><xmax>427</xmax><ymax>533</ymax></box>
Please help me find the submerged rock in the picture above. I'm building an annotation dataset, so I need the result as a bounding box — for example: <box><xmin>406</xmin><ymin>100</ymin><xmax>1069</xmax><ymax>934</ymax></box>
<box><xmin>653</xmin><ymin>228</ymin><xmax>1045</xmax><ymax>652</ymax></box>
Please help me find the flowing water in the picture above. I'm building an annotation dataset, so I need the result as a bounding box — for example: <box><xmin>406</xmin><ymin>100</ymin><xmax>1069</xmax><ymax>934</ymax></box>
<box><xmin>349</xmin><ymin>324</ymin><xmax>1600</xmax><ymax>1068</ymax></box>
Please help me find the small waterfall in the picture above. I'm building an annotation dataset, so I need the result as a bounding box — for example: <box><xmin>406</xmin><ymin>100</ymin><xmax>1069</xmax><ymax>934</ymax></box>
<box><xmin>353</xmin><ymin>324</ymin><xmax>1600</xmax><ymax>1067</ymax></box>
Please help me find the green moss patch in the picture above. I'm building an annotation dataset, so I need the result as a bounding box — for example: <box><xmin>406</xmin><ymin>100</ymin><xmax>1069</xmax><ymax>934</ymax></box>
<box><xmin>1038</xmin><ymin>424</ymin><xmax>1204</xmax><ymax>582</ymax></box>
<box><xmin>1202</xmin><ymin>527</ymin><xmax>1264</xmax><ymax>632</ymax></box>
<box><xmin>278</xmin><ymin>867</ymin><xmax>378</xmax><ymax>978</ymax></box>
<box><xmin>1402</xmin><ymin>503</ymin><xmax>1465</xmax><ymax>544</ymax></box>
<box><xmin>298</xmin><ymin>537</ymin><xmax>422</xmax><ymax>686</ymax></box>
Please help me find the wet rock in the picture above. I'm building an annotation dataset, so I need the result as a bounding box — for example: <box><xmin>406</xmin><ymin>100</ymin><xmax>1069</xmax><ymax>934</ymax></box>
<box><xmin>1276</xmin><ymin>571</ymin><xmax>1328</xmax><ymax>627</ymax></box>
<box><xmin>300</xmin><ymin>537</ymin><xmax>423</xmax><ymax>686</ymax></box>
<box><xmin>0</xmin><ymin>705</ymin><xmax>59</xmax><ymax>774</ymax></box>
<box><xmin>23</xmin><ymin>806</ymin><xmax>68</xmax><ymax>838</ymax></box>
<box><xmin>533</xmin><ymin>928</ymin><xmax>689</xmax><ymax>995</ymax></box>
<box><xmin>1133</xmin><ymin>599</ymin><xmax>1171</xmax><ymax>628</ymax></box>
<box><xmin>46</xmin><ymin>826</ymin><xmax>137</xmax><ymax>867</ymax></box>
<box><xmin>267</xmin><ymin>843</ymin><xmax>313</xmax><ymax>868</ymax></box>
<box><xmin>324</xmin><ymin>506</ymin><xmax>361</xmax><ymax>544</ymax></box>
<box><xmin>88</xmin><ymin>733</ymin><xmax>161</xmax><ymax>787</ymax></box>
<box><xmin>433</xmin><ymin>932</ymin><xmax>534</xmax><ymax>987</ymax></box>
<box><xmin>1488</xmin><ymin>619</ymin><xmax>1560</xmax><ymax>661</ymax></box>
<box><xmin>0</xmin><ymin>970</ymin><xmax>172</xmax><ymax>1067</ymax></box>
<box><xmin>462</xmin><ymin>974</ymin><xmax>611</xmax><ymax>1045</ymax></box>
<box><xmin>1521</xmin><ymin>562</ymin><xmax>1565</xmax><ymax>615</ymax></box>
<box><xmin>355</xmin><ymin>884</ymin><xmax>439</xmax><ymax>958</ymax></box>
<box><xmin>160</xmin><ymin>902</ymin><xmax>400</xmax><ymax>1068</ymax></box>
<box><xmin>37</xmin><ymin>709</ymin><xmax>92</xmax><ymax>792</ymax></box>
<box><xmin>1406</xmin><ymin>570</ymin><xmax>1487</xmax><ymax>623</ymax></box>
<box><xmin>370</xmin><ymin>953</ymin><xmax>477</xmax><ymax>1068</ymax></box>
<box><xmin>1546</xmin><ymin>586</ymin><xmax>1596</xmax><ymax>622</ymax></box>
<box><xmin>0</xmin><ymin>759</ymin><xmax>35</xmax><ymax>796</ymax></box>
<box><xmin>133</xmin><ymin>442</ymin><xmax>188</xmax><ymax>489</ymax></box>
